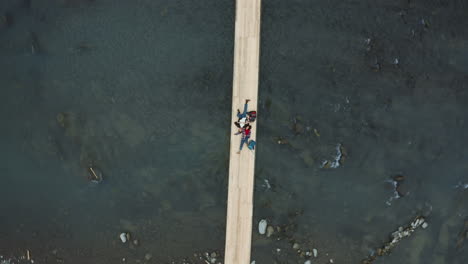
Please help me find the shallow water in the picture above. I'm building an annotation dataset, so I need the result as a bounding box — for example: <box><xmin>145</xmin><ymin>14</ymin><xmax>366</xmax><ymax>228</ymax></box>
<box><xmin>1</xmin><ymin>0</ymin><xmax>233</xmax><ymax>263</ymax></box>
<box><xmin>1</xmin><ymin>0</ymin><xmax>467</xmax><ymax>263</ymax></box>
<box><xmin>253</xmin><ymin>0</ymin><xmax>468</xmax><ymax>263</ymax></box>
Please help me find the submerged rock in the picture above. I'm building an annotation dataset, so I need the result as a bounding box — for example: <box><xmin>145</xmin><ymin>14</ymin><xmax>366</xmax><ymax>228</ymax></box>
<box><xmin>300</xmin><ymin>150</ymin><xmax>315</xmax><ymax>167</ymax></box>
<box><xmin>321</xmin><ymin>143</ymin><xmax>344</xmax><ymax>169</ymax></box>
<box><xmin>291</xmin><ymin>116</ymin><xmax>305</xmax><ymax>135</ymax></box>
<box><xmin>392</xmin><ymin>174</ymin><xmax>405</xmax><ymax>182</ymax></box>
<box><xmin>276</xmin><ymin>137</ymin><xmax>289</xmax><ymax>145</ymax></box>
<box><xmin>266</xmin><ymin>226</ymin><xmax>274</xmax><ymax>237</ymax></box>
<box><xmin>56</xmin><ymin>112</ymin><xmax>68</xmax><ymax>128</ymax></box>
<box><xmin>0</xmin><ymin>12</ymin><xmax>13</xmax><ymax>28</ymax></box>
<box><xmin>293</xmin><ymin>122</ymin><xmax>304</xmax><ymax>135</ymax></box>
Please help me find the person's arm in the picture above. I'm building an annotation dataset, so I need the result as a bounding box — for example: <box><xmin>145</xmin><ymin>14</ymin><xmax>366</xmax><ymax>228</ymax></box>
<box><xmin>234</xmin><ymin>127</ymin><xmax>244</xmax><ymax>135</ymax></box>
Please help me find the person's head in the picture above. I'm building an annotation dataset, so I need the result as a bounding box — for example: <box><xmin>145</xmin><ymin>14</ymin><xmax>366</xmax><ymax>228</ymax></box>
<box><xmin>245</xmin><ymin>124</ymin><xmax>252</xmax><ymax>130</ymax></box>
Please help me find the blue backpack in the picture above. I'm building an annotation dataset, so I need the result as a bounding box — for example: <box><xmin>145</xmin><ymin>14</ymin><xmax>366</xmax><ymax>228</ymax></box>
<box><xmin>248</xmin><ymin>140</ymin><xmax>256</xmax><ymax>150</ymax></box>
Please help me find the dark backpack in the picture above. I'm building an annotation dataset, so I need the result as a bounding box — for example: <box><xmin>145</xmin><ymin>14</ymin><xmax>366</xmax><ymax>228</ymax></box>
<box><xmin>247</xmin><ymin>111</ymin><xmax>257</xmax><ymax>122</ymax></box>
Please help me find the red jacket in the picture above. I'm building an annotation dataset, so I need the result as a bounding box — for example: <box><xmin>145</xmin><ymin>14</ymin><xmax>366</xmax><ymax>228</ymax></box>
<box><xmin>243</xmin><ymin>127</ymin><xmax>251</xmax><ymax>137</ymax></box>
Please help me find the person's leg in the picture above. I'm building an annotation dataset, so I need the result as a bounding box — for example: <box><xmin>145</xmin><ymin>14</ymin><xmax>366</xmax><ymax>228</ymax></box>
<box><xmin>242</xmin><ymin>102</ymin><xmax>248</xmax><ymax>116</ymax></box>
<box><xmin>237</xmin><ymin>137</ymin><xmax>245</xmax><ymax>154</ymax></box>
<box><xmin>239</xmin><ymin>136</ymin><xmax>248</xmax><ymax>151</ymax></box>
<box><xmin>244</xmin><ymin>136</ymin><xmax>251</xmax><ymax>149</ymax></box>
<box><xmin>237</xmin><ymin>100</ymin><xmax>249</xmax><ymax>118</ymax></box>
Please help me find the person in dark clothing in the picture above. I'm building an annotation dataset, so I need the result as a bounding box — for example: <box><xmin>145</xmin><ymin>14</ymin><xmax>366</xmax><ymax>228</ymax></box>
<box><xmin>234</xmin><ymin>99</ymin><xmax>251</xmax><ymax>129</ymax></box>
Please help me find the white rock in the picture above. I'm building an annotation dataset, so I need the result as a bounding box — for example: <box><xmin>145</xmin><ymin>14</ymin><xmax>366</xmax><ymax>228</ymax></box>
<box><xmin>313</xmin><ymin>248</ymin><xmax>318</xmax><ymax>258</ymax></box>
<box><xmin>330</xmin><ymin>259</ymin><xmax>334</xmax><ymax>263</ymax></box>
<box><xmin>422</xmin><ymin>222</ymin><xmax>428</xmax><ymax>229</ymax></box>
<box><xmin>304</xmin><ymin>260</ymin><xmax>312</xmax><ymax>264</ymax></box>
<box><xmin>414</xmin><ymin>218</ymin><xmax>424</xmax><ymax>226</ymax></box>
<box><xmin>251</xmin><ymin>261</ymin><xmax>256</xmax><ymax>264</ymax></box>
<box><xmin>119</xmin><ymin>233</ymin><xmax>127</xmax><ymax>243</ymax></box>
<box><xmin>258</xmin><ymin>219</ymin><xmax>267</xmax><ymax>235</ymax></box>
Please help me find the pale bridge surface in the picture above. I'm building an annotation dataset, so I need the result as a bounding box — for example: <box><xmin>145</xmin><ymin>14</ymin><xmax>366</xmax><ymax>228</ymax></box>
<box><xmin>224</xmin><ymin>0</ymin><xmax>262</xmax><ymax>264</ymax></box>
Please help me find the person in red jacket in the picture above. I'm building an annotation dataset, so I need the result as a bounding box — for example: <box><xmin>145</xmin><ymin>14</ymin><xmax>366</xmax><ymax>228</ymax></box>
<box><xmin>235</xmin><ymin>124</ymin><xmax>252</xmax><ymax>154</ymax></box>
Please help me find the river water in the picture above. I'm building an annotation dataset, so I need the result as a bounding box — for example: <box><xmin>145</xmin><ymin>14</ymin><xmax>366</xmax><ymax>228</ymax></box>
<box><xmin>0</xmin><ymin>0</ymin><xmax>467</xmax><ymax>264</ymax></box>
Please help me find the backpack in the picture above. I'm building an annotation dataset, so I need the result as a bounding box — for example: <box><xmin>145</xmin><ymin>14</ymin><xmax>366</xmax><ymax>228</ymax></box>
<box><xmin>248</xmin><ymin>140</ymin><xmax>256</xmax><ymax>150</ymax></box>
<box><xmin>247</xmin><ymin>111</ymin><xmax>257</xmax><ymax>122</ymax></box>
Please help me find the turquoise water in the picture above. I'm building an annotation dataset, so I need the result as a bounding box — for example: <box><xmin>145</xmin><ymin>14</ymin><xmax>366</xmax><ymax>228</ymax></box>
<box><xmin>1</xmin><ymin>0</ymin><xmax>467</xmax><ymax>263</ymax></box>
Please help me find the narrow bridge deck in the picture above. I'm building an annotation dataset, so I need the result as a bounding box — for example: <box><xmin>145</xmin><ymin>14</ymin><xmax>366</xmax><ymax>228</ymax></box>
<box><xmin>224</xmin><ymin>0</ymin><xmax>261</xmax><ymax>264</ymax></box>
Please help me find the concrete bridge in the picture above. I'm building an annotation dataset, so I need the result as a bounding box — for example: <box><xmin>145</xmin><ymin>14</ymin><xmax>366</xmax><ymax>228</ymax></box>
<box><xmin>224</xmin><ymin>0</ymin><xmax>261</xmax><ymax>263</ymax></box>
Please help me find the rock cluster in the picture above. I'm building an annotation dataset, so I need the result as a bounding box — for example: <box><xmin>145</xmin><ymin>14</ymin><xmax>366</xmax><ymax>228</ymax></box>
<box><xmin>192</xmin><ymin>251</ymin><xmax>220</xmax><ymax>264</ymax></box>
<box><xmin>362</xmin><ymin>216</ymin><xmax>428</xmax><ymax>263</ymax></box>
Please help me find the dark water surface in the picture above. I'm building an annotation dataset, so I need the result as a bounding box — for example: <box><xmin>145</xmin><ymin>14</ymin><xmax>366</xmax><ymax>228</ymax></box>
<box><xmin>1</xmin><ymin>0</ymin><xmax>233</xmax><ymax>263</ymax></box>
<box><xmin>253</xmin><ymin>0</ymin><xmax>468</xmax><ymax>264</ymax></box>
<box><xmin>1</xmin><ymin>0</ymin><xmax>467</xmax><ymax>264</ymax></box>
